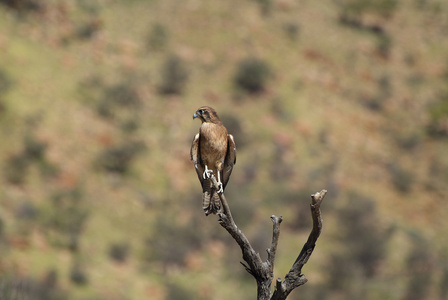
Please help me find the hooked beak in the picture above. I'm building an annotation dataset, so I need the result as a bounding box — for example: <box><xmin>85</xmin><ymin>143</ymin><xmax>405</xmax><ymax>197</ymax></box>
<box><xmin>193</xmin><ymin>111</ymin><xmax>200</xmax><ymax>119</ymax></box>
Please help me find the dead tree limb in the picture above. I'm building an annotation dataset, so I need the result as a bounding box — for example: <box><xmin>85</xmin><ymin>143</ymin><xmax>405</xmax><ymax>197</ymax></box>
<box><xmin>271</xmin><ymin>189</ymin><xmax>326</xmax><ymax>300</ymax></box>
<box><xmin>209</xmin><ymin>174</ymin><xmax>326</xmax><ymax>300</ymax></box>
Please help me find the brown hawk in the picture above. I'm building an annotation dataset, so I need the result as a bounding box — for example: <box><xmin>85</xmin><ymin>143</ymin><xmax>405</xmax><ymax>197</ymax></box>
<box><xmin>190</xmin><ymin>106</ymin><xmax>236</xmax><ymax>215</ymax></box>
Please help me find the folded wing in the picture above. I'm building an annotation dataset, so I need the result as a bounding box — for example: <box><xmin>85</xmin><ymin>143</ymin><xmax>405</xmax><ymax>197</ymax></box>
<box><xmin>222</xmin><ymin>134</ymin><xmax>236</xmax><ymax>190</ymax></box>
<box><xmin>190</xmin><ymin>133</ymin><xmax>206</xmax><ymax>190</ymax></box>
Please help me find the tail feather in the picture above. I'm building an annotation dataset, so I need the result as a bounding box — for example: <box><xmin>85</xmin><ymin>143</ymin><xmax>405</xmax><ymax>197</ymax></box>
<box><xmin>210</xmin><ymin>191</ymin><xmax>221</xmax><ymax>214</ymax></box>
<box><xmin>202</xmin><ymin>182</ymin><xmax>221</xmax><ymax>216</ymax></box>
<box><xmin>202</xmin><ymin>190</ymin><xmax>211</xmax><ymax>213</ymax></box>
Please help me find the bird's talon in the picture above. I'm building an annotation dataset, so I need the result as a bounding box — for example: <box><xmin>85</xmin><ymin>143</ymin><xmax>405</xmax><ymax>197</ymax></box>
<box><xmin>203</xmin><ymin>169</ymin><xmax>213</xmax><ymax>179</ymax></box>
<box><xmin>217</xmin><ymin>182</ymin><xmax>224</xmax><ymax>194</ymax></box>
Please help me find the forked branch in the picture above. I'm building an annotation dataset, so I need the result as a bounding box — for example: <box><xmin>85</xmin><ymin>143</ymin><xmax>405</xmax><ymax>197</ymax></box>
<box><xmin>208</xmin><ymin>174</ymin><xmax>326</xmax><ymax>300</ymax></box>
<box><xmin>271</xmin><ymin>189</ymin><xmax>326</xmax><ymax>300</ymax></box>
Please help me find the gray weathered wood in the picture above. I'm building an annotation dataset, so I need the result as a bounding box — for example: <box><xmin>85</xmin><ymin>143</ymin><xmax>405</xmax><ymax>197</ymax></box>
<box><xmin>209</xmin><ymin>174</ymin><xmax>326</xmax><ymax>300</ymax></box>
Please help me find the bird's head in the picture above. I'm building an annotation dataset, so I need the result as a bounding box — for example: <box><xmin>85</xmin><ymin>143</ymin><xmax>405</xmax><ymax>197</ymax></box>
<box><xmin>193</xmin><ymin>106</ymin><xmax>221</xmax><ymax>124</ymax></box>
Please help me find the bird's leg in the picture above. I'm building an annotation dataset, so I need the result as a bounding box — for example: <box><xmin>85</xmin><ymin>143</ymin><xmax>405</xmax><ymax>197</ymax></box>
<box><xmin>202</xmin><ymin>165</ymin><xmax>213</xmax><ymax>179</ymax></box>
<box><xmin>216</xmin><ymin>170</ymin><xmax>224</xmax><ymax>194</ymax></box>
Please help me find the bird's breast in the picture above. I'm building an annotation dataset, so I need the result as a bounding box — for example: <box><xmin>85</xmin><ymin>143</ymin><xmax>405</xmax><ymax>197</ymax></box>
<box><xmin>200</xmin><ymin>123</ymin><xmax>228</xmax><ymax>161</ymax></box>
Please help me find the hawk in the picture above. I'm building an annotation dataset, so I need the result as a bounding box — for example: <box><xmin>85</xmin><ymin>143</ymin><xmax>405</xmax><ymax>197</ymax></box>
<box><xmin>190</xmin><ymin>106</ymin><xmax>236</xmax><ymax>215</ymax></box>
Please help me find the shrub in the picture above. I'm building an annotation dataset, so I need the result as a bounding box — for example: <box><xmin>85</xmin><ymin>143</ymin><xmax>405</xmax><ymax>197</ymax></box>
<box><xmin>0</xmin><ymin>70</ymin><xmax>13</xmax><ymax>114</ymax></box>
<box><xmin>120</xmin><ymin>118</ymin><xmax>139</xmax><ymax>133</ymax></box>
<box><xmin>327</xmin><ymin>193</ymin><xmax>390</xmax><ymax>293</ymax></box>
<box><xmin>0</xmin><ymin>215</ymin><xmax>4</xmax><ymax>238</ymax></box>
<box><xmin>166</xmin><ymin>282</ymin><xmax>196</xmax><ymax>300</ymax></box>
<box><xmin>42</xmin><ymin>188</ymin><xmax>89</xmax><ymax>251</ymax></box>
<box><xmin>0</xmin><ymin>0</ymin><xmax>44</xmax><ymax>14</ymax></box>
<box><xmin>360</xmin><ymin>75</ymin><xmax>391</xmax><ymax>111</ymax></box>
<box><xmin>24</xmin><ymin>134</ymin><xmax>47</xmax><ymax>161</ymax></box>
<box><xmin>76</xmin><ymin>18</ymin><xmax>102</xmax><ymax>40</ymax></box>
<box><xmin>255</xmin><ymin>0</ymin><xmax>272</xmax><ymax>16</ymax></box>
<box><xmin>361</xmin><ymin>95</ymin><xmax>385</xmax><ymax>111</ymax></box>
<box><xmin>97</xmin><ymin>83</ymin><xmax>141</xmax><ymax>118</ymax></box>
<box><xmin>4</xmin><ymin>153</ymin><xmax>30</xmax><ymax>184</ymax></box>
<box><xmin>78</xmin><ymin>75</ymin><xmax>104</xmax><ymax>103</ymax></box>
<box><xmin>3</xmin><ymin>134</ymin><xmax>57</xmax><ymax>184</ymax></box>
<box><xmin>158</xmin><ymin>54</ymin><xmax>188</xmax><ymax>95</ymax></box>
<box><xmin>0</xmin><ymin>274</ymin><xmax>68</xmax><ymax>300</ymax></box>
<box><xmin>427</xmin><ymin>94</ymin><xmax>448</xmax><ymax>137</ymax></box>
<box><xmin>78</xmin><ymin>75</ymin><xmax>142</xmax><ymax>121</ymax></box>
<box><xmin>376</xmin><ymin>33</ymin><xmax>393</xmax><ymax>59</ymax></box>
<box><xmin>378</xmin><ymin>74</ymin><xmax>392</xmax><ymax>97</ymax></box>
<box><xmin>147</xmin><ymin>23</ymin><xmax>168</xmax><ymax>50</ymax></box>
<box><xmin>233</xmin><ymin>57</ymin><xmax>271</xmax><ymax>94</ymax></box>
<box><xmin>338</xmin><ymin>194</ymin><xmax>388</xmax><ymax>277</ymax></box>
<box><xmin>389</xmin><ymin>162</ymin><xmax>414</xmax><ymax>193</ymax></box>
<box><xmin>403</xmin><ymin>233</ymin><xmax>434</xmax><ymax>300</ymax></box>
<box><xmin>394</xmin><ymin>130</ymin><xmax>422</xmax><ymax>151</ymax></box>
<box><xmin>338</xmin><ymin>0</ymin><xmax>398</xmax><ymax>20</ymax></box>
<box><xmin>16</xmin><ymin>201</ymin><xmax>39</xmax><ymax>231</ymax></box>
<box><xmin>108</xmin><ymin>242</ymin><xmax>130</xmax><ymax>263</ymax></box>
<box><xmin>144</xmin><ymin>213</ymin><xmax>202</xmax><ymax>267</ymax></box>
<box><xmin>95</xmin><ymin>141</ymin><xmax>145</xmax><ymax>174</ymax></box>
<box><xmin>283</xmin><ymin>22</ymin><xmax>300</xmax><ymax>41</ymax></box>
<box><xmin>70</xmin><ymin>263</ymin><xmax>88</xmax><ymax>286</ymax></box>
<box><xmin>0</xmin><ymin>69</ymin><xmax>13</xmax><ymax>95</ymax></box>
<box><xmin>219</xmin><ymin>113</ymin><xmax>246</xmax><ymax>149</ymax></box>
<box><xmin>226</xmin><ymin>189</ymin><xmax>256</xmax><ymax>228</ymax></box>
<box><xmin>440</xmin><ymin>266</ymin><xmax>448</xmax><ymax>299</ymax></box>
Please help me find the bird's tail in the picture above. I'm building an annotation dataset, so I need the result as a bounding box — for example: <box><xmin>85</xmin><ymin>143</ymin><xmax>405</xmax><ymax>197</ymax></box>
<box><xmin>202</xmin><ymin>184</ymin><xmax>221</xmax><ymax>216</ymax></box>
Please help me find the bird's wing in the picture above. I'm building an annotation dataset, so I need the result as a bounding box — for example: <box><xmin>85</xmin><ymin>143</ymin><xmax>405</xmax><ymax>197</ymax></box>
<box><xmin>222</xmin><ymin>134</ymin><xmax>236</xmax><ymax>189</ymax></box>
<box><xmin>191</xmin><ymin>133</ymin><xmax>206</xmax><ymax>190</ymax></box>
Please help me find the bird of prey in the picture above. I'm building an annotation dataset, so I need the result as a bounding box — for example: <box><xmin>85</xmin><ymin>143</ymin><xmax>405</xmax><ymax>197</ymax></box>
<box><xmin>191</xmin><ymin>106</ymin><xmax>236</xmax><ymax>215</ymax></box>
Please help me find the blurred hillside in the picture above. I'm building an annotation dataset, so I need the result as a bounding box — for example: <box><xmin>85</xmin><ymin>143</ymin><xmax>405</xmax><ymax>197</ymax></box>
<box><xmin>1</xmin><ymin>0</ymin><xmax>448</xmax><ymax>299</ymax></box>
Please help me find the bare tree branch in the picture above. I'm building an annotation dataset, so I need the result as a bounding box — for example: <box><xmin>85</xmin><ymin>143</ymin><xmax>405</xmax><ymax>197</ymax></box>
<box><xmin>267</xmin><ymin>215</ymin><xmax>283</xmax><ymax>275</ymax></box>
<box><xmin>208</xmin><ymin>173</ymin><xmax>326</xmax><ymax>300</ymax></box>
<box><xmin>271</xmin><ymin>190</ymin><xmax>327</xmax><ymax>300</ymax></box>
<box><xmin>210</xmin><ymin>174</ymin><xmax>272</xmax><ymax>299</ymax></box>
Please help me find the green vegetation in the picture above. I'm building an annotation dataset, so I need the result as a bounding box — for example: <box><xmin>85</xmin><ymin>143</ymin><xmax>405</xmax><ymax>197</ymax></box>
<box><xmin>233</xmin><ymin>57</ymin><xmax>271</xmax><ymax>94</ymax></box>
<box><xmin>338</xmin><ymin>0</ymin><xmax>398</xmax><ymax>19</ymax></box>
<box><xmin>1</xmin><ymin>0</ymin><xmax>448</xmax><ymax>299</ymax></box>
<box><xmin>428</xmin><ymin>93</ymin><xmax>448</xmax><ymax>137</ymax></box>
<box><xmin>147</xmin><ymin>23</ymin><xmax>169</xmax><ymax>51</ymax></box>
<box><xmin>158</xmin><ymin>54</ymin><xmax>189</xmax><ymax>95</ymax></box>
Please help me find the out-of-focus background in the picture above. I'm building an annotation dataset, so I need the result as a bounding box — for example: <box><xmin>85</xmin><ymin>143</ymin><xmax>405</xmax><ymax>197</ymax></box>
<box><xmin>1</xmin><ymin>0</ymin><xmax>448</xmax><ymax>299</ymax></box>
